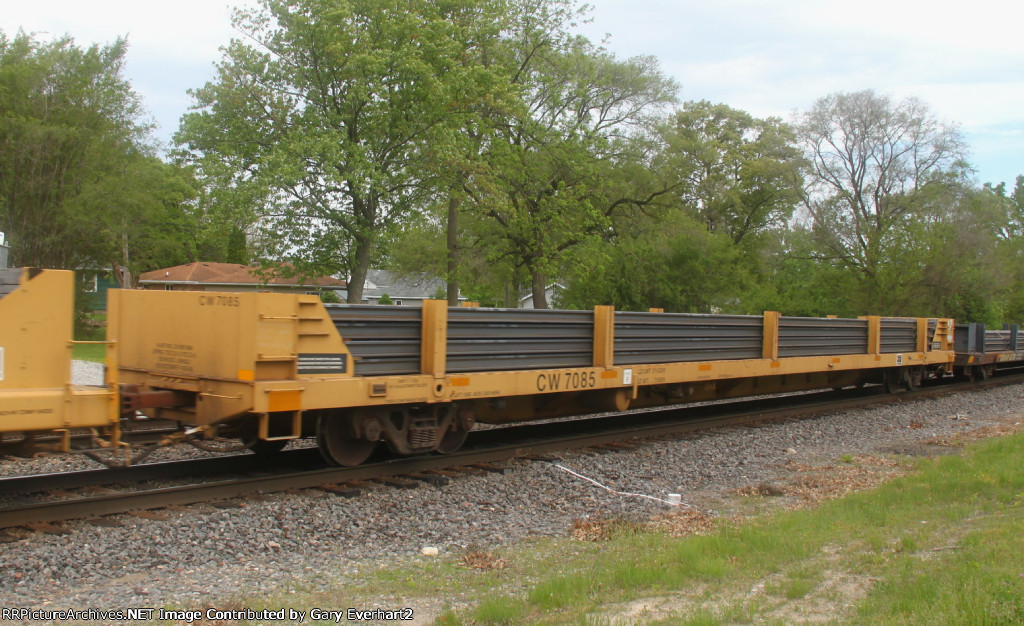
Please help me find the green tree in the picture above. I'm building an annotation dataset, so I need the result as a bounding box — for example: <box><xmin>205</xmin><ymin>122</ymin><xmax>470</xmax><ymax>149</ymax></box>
<box><xmin>176</xmin><ymin>0</ymin><xmax>508</xmax><ymax>302</ymax></box>
<box><xmin>659</xmin><ymin>101</ymin><xmax>803</xmax><ymax>247</ymax></box>
<box><xmin>1000</xmin><ymin>176</ymin><xmax>1024</xmax><ymax>321</ymax></box>
<box><xmin>559</xmin><ymin>211</ymin><xmax>748</xmax><ymax>312</ymax></box>
<box><xmin>913</xmin><ymin>184</ymin><xmax>1008</xmax><ymax>323</ymax></box>
<box><xmin>174</xmin><ymin>173</ymin><xmax>255</xmax><ymax>267</ymax></box>
<box><xmin>0</xmin><ymin>30</ymin><xmax>157</xmax><ymax>270</ymax></box>
<box><xmin>745</xmin><ymin>226</ymin><xmax>866</xmax><ymax>317</ymax></box>
<box><xmin>472</xmin><ymin>22</ymin><xmax>678</xmax><ymax>308</ymax></box>
<box><xmin>936</xmin><ymin>175</ymin><xmax>1024</xmax><ymax>323</ymax></box>
<box><xmin>797</xmin><ymin>90</ymin><xmax>968</xmax><ymax>311</ymax></box>
<box><xmin>93</xmin><ymin>155</ymin><xmax>201</xmax><ymax>286</ymax></box>
<box><xmin>363</xmin><ymin>0</ymin><xmax>676</xmax><ymax>309</ymax></box>
<box><xmin>386</xmin><ymin>202</ymin><xmax>529</xmax><ymax>307</ymax></box>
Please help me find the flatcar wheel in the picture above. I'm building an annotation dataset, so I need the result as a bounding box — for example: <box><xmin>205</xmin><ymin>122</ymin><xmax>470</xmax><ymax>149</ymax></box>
<box><xmin>962</xmin><ymin>366</ymin><xmax>987</xmax><ymax>381</ymax></box>
<box><xmin>317</xmin><ymin>415</ymin><xmax>376</xmax><ymax>466</ymax></box>
<box><xmin>436</xmin><ymin>428</ymin><xmax>469</xmax><ymax>454</ymax></box>
<box><xmin>883</xmin><ymin>368</ymin><xmax>904</xmax><ymax>394</ymax></box>
<box><xmin>905</xmin><ymin>366</ymin><xmax>924</xmax><ymax>390</ymax></box>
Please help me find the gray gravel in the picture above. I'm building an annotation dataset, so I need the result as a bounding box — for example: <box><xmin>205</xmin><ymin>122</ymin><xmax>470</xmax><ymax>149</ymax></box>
<box><xmin>71</xmin><ymin>360</ymin><xmax>105</xmax><ymax>386</ymax></box>
<box><xmin>2</xmin><ymin>377</ymin><xmax>1022</xmax><ymax>614</ymax></box>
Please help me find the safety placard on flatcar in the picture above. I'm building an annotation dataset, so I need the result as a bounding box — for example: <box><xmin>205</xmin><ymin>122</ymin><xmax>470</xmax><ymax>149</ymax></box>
<box><xmin>297</xmin><ymin>353</ymin><xmax>348</xmax><ymax>375</ymax></box>
<box><xmin>152</xmin><ymin>343</ymin><xmax>196</xmax><ymax>373</ymax></box>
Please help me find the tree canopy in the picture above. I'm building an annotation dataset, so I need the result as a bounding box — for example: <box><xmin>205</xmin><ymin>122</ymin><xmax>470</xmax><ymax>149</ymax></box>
<box><xmin>0</xmin><ymin>31</ymin><xmax>148</xmax><ymax>269</ymax></box>
<box><xmin>4</xmin><ymin>14</ymin><xmax>1024</xmax><ymax>322</ymax></box>
<box><xmin>660</xmin><ymin>100</ymin><xmax>804</xmax><ymax>247</ymax></box>
<box><xmin>176</xmin><ymin>0</ymin><xmax>514</xmax><ymax>302</ymax></box>
<box><xmin>0</xmin><ymin>30</ymin><xmax>216</xmax><ymax>285</ymax></box>
<box><xmin>471</xmin><ymin>23</ymin><xmax>678</xmax><ymax>308</ymax></box>
<box><xmin>797</xmin><ymin>90</ymin><xmax>969</xmax><ymax>310</ymax></box>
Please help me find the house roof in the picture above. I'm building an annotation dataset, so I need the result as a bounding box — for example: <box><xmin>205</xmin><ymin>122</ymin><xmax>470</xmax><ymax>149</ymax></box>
<box><xmin>138</xmin><ymin>262</ymin><xmax>346</xmax><ymax>288</ymax></box>
<box><xmin>362</xmin><ymin>269</ymin><xmax>457</xmax><ymax>300</ymax></box>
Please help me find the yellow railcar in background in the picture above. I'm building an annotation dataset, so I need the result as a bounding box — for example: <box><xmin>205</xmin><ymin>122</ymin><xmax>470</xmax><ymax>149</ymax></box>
<box><xmin>0</xmin><ymin>268</ymin><xmax>119</xmax><ymax>455</ymax></box>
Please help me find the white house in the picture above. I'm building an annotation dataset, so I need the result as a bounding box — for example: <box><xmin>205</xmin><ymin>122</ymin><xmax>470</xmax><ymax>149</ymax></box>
<box><xmin>518</xmin><ymin>282</ymin><xmax>565</xmax><ymax>309</ymax></box>
<box><xmin>358</xmin><ymin>269</ymin><xmax>465</xmax><ymax>306</ymax></box>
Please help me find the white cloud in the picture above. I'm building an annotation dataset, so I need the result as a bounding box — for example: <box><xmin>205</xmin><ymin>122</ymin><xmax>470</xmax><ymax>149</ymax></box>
<box><xmin>580</xmin><ymin>0</ymin><xmax>1023</xmax><ymax>182</ymax></box>
<box><xmin>6</xmin><ymin>1</ymin><xmax>243</xmax><ymax>62</ymax></box>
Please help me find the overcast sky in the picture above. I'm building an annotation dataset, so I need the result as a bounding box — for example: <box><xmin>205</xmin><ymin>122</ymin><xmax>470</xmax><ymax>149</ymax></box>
<box><xmin>6</xmin><ymin>0</ymin><xmax>1023</xmax><ymax>186</ymax></box>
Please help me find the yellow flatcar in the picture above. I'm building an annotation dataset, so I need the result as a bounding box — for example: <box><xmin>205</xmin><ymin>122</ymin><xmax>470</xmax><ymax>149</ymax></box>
<box><xmin>1</xmin><ymin>268</ymin><xmax>957</xmax><ymax>467</ymax></box>
<box><xmin>108</xmin><ymin>285</ymin><xmax>955</xmax><ymax>466</ymax></box>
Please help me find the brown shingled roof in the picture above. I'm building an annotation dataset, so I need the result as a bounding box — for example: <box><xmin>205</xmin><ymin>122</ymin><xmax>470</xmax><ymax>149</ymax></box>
<box><xmin>138</xmin><ymin>262</ymin><xmax>346</xmax><ymax>287</ymax></box>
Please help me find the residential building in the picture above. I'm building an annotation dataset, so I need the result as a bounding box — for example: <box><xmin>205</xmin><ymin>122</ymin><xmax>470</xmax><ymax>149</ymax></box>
<box><xmin>518</xmin><ymin>282</ymin><xmax>565</xmax><ymax>309</ymax></box>
<box><xmin>358</xmin><ymin>269</ymin><xmax>463</xmax><ymax>307</ymax></box>
<box><xmin>138</xmin><ymin>262</ymin><xmax>346</xmax><ymax>297</ymax></box>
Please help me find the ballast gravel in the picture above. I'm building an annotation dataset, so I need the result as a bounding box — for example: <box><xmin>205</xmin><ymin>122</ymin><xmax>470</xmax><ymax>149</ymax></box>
<box><xmin>1</xmin><ymin>367</ymin><xmax>1023</xmax><ymax>614</ymax></box>
<box><xmin>71</xmin><ymin>360</ymin><xmax>104</xmax><ymax>387</ymax></box>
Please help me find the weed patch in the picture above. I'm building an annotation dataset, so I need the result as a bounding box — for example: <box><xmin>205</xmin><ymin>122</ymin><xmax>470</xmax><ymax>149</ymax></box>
<box><xmin>735</xmin><ymin>454</ymin><xmax>912</xmax><ymax>509</ymax></box>
<box><xmin>460</xmin><ymin>549</ymin><xmax>507</xmax><ymax>571</ymax></box>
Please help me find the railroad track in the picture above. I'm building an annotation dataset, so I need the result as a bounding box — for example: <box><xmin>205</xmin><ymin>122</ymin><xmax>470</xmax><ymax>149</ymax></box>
<box><xmin>1</xmin><ymin>373</ymin><xmax>1021</xmax><ymax>532</ymax></box>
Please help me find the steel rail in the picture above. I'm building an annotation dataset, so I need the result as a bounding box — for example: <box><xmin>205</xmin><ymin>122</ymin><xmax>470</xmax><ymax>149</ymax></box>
<box><xmin>2</xmin><ymin>373</ymin><xmax>1022</xmax><ymax>530</ymax></box>
<box><xmin>0</xmin><ymin>385</ymin><xmax>890</xmax><ymax>498</ymax></box>
<box><xmin>0</xmin><ymin>388</ymin><xmax>877</xmax><ymax>497</ymax></box>
<box><xmin>0</xmin><ymin>449</ymin><xmax>324</xmax><ymax>496</ymax></box>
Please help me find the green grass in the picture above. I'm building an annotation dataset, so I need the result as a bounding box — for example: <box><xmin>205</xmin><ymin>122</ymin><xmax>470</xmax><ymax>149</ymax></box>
<box><xmin>73</xmin><ymin>310</ymin><xmax>107</xmax><ymax>362</ymax></box>
<box><xmin>71</xmin><ymin>342</ymin><xmax>106</xmax><ymax>363</ymax></box>
<box><xmin>850</xmin><ymin>438</ymin><xmax>1024</xmax><ymax>624</ymax></box>
<box><xmin>468</xmin><ymin>434</ymin><xmax>1024</xmax><ymax>624</ymax></box>
<box><xmin>224</xmin><ymin>431</ymin><xmax>1024</xmax><ymax>624</ymax></box>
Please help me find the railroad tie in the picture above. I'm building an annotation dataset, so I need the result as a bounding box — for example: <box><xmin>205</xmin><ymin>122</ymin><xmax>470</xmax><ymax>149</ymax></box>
<box><xmin>85</xmin><ymin>517</ymin><xmax>124</xmax><ymax>528</ymax></box>
<box><xmin>407</xmin><ymin>472</ymin><xmax>450</xmax><ymax>487</ymax></box>
<box><xmin>209</xmin><ymin>500</ymin><xmax>245</xmax><ymax>509</ymax></box>
<box><xmin>316</xmin><ymin>484</ymin><xmax>362</xmax><ymax>498</ymax></box>
<box><xmin>374</xmin><ymin>477</ymin><xmax>420</xmax><ymax>489</ymax></box>
<box><xmin>344</xmin><ymin>480</ymin><xmax>382</xmax><ymax>490</ymax></box>
<box><xmin>26</xmin><ymin>522</ymin><xmax>71</xmax><ymax>536</ymax></box>
<box><xmin>467</xmin><ymin>463</ymin><xmax>513</xmax><ymax>475</ymax></box>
